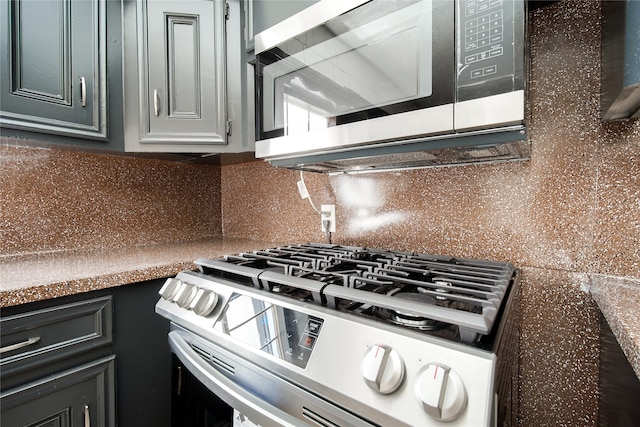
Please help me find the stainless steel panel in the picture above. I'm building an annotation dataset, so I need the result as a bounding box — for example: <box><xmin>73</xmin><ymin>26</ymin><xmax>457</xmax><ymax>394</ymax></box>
<box><xmin>254</xmin><ymin>0</ymin><xmax>369</xmax><ymax>54</ymax></box>
<box><xmin>454</xmin><ymin>91</ymin><xmax>525</xmax><ymax>131</ymax></box>
<box><xmin>264</xmin><ymin>127</ymin><xmax>528</xmax><ymax>173</ymax></box>
<box><xmin>255</xmin><ymin>103</ymin><xmax>454</xmax><ymax>159</ymax></box>
<box><xmin>169</xmin><ymin>329</ymin><xmax>378</xmax><ymax>427</ymax></box>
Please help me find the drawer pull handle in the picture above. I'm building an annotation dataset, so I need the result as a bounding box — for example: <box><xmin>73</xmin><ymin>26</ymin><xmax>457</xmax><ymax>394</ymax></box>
<box><xmin>84</xmin><ymin>404</ymin><xmax>90</xmax><ymax>427</ymax></box>
<box><xmin>80</xmin><ymin>76</ymin><xmax>87</xmax><ymax>107</ymax></box>
<box><xmin>153</xmin><ymin>89</ymin><xmax>160</xmax><ymax>116</ymax></box>
<box><xmin>0</xmin><ymin>336</ymin><xmax>41</xmax><ymax>354</ymax></box>
<box><xmin>177</xmin><ymin>366</ymin><xmax>183</xmax><ymax>396</ymax></box>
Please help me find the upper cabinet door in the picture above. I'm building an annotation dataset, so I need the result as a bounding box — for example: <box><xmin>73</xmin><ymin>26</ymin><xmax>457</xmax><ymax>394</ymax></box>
<box><xmin>0</xmin><ymin>0</ymin><xmax>107</xmax><ymax>140</ymax></box>
<box><xmin>133</xmin><ymin>0</ymin><xmax>227</xmax><ymax>149</ymax></box>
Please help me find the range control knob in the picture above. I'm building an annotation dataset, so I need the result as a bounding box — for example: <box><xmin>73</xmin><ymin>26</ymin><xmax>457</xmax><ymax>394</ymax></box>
<box><xmin>190</xmin><ymin>289</ymin><xmax>218</xmax><ymax>316</ymax></box>
<box><xmin>361</xmin><ymin>344</ymin><xmax>405</xmax><ymax>394</ymax></box>
<box><xmin>415</xmin><ymin>363</ymin><xmax>467</xmax><ymax>421</ymax></box>
<box><xmin>175</xmin><ymin>283</ymin><xmax>198</xmax><ymax>308</ymax></box>
<box><xmin>159</xmin><ymin>278</ymin><xmax>182</xmax><ymax>300</ymax></box>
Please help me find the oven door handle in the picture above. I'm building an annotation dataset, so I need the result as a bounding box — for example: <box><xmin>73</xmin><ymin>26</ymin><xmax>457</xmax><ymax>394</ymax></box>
<box><xmin>168</xmin><ymin>330</ymin><xmax>305</xmax><ymax>427</ymax></box>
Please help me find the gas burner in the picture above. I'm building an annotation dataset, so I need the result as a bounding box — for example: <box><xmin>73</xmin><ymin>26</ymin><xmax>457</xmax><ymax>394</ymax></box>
<box><xmin>374</xmin><ymin>292</ymin><xmax>445</xmax><ymax>331</ymax></box>
<box><xmin>374</xmin><ymin>308</ymin><xmax>444</xmax><ymax>331</ymax></box>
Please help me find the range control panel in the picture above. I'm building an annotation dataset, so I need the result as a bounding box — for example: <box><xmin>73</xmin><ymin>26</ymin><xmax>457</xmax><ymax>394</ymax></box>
<box><xmin>213</xmin><ymin>292</ymin><xmax>324</xmax><ymax>369</ymax></box>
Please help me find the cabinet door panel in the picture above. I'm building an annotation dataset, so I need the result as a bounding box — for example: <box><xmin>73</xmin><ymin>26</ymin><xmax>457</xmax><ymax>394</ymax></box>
<box><xmin>0</xmin><ymin>0</ymin><xmax>107</xmax><ymax>139</ymax></box>
<box><xmin>11</xmin><ymin>0</ymin><xmax>70</xmax><ymax>105</ymax></box>
<box><xmin>140</xmin><ymin>0</ymin><xmax>226</xmax><ymax>145</ymax></box>
<box><xmin>166</xmin><ymin>13</ymin><xmax>201</xmax><ymax>118</ymax></box>
<box><xmin>0</xmin><ymin>356</ymin><xmax>116</xmax><ymax>427</ymax></box>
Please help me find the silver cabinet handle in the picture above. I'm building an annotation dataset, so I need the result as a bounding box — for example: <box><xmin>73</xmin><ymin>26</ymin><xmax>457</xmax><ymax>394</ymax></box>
<box><xmin>153</xmin><ymin>89</ymin><xmax>160</xmax><ymax>116</ymax></box>
<box><xmin>84</xmin><ymin>404</ymin><xmax>90</xmax><ymax>427</ymax></box>
<box><xmin>0</xmin><ymin>336</ymin><xmax>41</xmax><ymax>354</ymax></box>
<box><xmin>80</xmin><ymin>77</ymin><xmax>87</xmax><ymax>107</ymax></box>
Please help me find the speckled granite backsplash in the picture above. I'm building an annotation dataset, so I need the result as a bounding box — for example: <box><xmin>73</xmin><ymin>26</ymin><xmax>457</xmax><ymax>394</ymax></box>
<box><xmin>220</xmin><ymin>1</ymin><xmax>639</xmax><ymax>425</ymax></box>
<box><xmin>0</xmin><ymin>145</ymin><xmax>222</xmax><ymax>255</ymax></box>
<box><xmin>1</xmin><ymin>0</ymin><xmax>639</xmax><ymax>425</ymax></box>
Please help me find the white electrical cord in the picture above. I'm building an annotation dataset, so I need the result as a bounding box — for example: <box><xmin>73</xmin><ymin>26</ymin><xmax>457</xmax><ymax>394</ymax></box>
<box><xmin>298</xmin><ymin>171</ymin><xmax>322</xmax><ymax>214</ymax></box>
<box><xmin>297</xmin><ymin>171</ymin><xmax>332</xmax><ymax>243</ymax></box>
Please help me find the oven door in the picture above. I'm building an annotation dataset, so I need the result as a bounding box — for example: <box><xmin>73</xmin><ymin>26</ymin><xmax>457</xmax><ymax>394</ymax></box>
<box><xmin>255</xmin><ymin>0</ymin><xmax>455</xmax><ymax>157</ymax></box>
<box><xmin>168</xmin><ymin>328</ymin><xmax>377</xmax><ymax>427</ymax></box>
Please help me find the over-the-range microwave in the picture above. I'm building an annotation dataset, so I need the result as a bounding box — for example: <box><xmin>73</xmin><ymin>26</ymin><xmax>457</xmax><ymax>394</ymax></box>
<box><xmin>254</xmin><ymin>0</ymin><xmax>528</xmax><ymax>173</ymax></box>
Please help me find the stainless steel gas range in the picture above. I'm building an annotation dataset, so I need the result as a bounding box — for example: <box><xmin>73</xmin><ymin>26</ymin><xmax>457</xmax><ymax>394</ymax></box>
<box><xmin>155</xmin><ymin>243</ymin><xmax>520</xmax><ymax>427</ymax></box>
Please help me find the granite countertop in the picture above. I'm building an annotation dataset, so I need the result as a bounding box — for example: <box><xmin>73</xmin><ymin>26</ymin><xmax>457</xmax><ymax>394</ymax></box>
<box><xmin>0</xmin><ymin>237</ymin><xmax>283</xmax><ymax>308</ymax></box>
<box><xmin>590</xmin><ymin>274</ymin><xmax>640</xmax><ymax>380</ymax></box>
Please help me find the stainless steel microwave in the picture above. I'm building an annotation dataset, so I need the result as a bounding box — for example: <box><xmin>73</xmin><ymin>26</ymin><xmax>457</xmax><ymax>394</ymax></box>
<box><xmin>254</xmin><ymin>0</ymin><xmax>528</xmax><ymax>173</ymax></box>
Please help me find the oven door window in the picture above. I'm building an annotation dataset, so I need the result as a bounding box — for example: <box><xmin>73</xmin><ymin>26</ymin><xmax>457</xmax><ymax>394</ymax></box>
<box><xmin>257</xmin><ymin>0</ymin><xmax>454</xmax><ymax>140</ymax></box>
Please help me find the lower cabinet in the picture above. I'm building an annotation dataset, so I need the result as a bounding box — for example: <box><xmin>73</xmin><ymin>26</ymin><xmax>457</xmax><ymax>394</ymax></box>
<box><xmin>0</xmin><ymin>279</ymin><xmax>171</xmax><ymax>427</ymax></box>
<box><xmin>0</xmin><ymin>296</ymin><xmax>115</xmax><ymax>426</ymax></box>
<box><xmin>1</xmin><ymin>356</ymin><xmax>115</xmax><ymax>427</ymax></box>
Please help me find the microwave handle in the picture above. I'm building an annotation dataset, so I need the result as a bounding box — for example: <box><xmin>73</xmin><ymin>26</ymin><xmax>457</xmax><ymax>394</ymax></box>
<box><xmin>168</xmin><ymin>331</ymin><xmax>305</xmax><ymax>427</ymax></box>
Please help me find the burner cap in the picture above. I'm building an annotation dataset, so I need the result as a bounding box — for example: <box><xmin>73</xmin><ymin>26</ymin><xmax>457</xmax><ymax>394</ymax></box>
<box><xmin>375</xmin><ymin>292</ymin><xmax>444</xmax><ymax>331</ymax></box>
<box><xmin>390</xmin><ymin>312</ymin><xmax>440</xmax><ymax>329</ymax></box>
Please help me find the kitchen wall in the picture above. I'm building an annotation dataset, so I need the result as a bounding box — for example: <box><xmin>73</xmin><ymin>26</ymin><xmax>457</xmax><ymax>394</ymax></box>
<box><xmin>0</xmin><ymin>144</ymin><xmax>222</xmax><ymax>255</ymax></box>
<box><xmin>220</xmin><ymin>1</ymin><xmax>639</xmax><ymax>425</ymax></box>
<box><xmin>1</xmin><ymin>0</ymin><xmax>638</xmax><ymax>425</ymax></box>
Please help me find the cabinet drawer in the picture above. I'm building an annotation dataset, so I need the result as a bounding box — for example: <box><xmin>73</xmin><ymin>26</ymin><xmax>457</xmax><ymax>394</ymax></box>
<box><xmin>0</xmin><ymin>296</ymin><xmax>112</xmax><ymax>378</ymax></box>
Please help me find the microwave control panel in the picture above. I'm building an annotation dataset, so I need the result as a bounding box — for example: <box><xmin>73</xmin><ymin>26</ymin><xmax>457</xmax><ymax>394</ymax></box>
<box><xmin>456</xmin><ymin>0</ymin><xmax>525</xmax><ymax>100</ymax></box>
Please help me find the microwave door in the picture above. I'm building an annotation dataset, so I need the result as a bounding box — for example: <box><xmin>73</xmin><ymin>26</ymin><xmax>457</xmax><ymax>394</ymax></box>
<box><xmin>256</xmin><ymin>0</ymin><xmax>456</xmax><ymax>159</ymax></box>
<box><xmin>274</xmin><ymin>67</ymin><xmax>373</xmax><ymax>132</ymax></box>
<box><xmin>259</xmin><ymin>0</ymin><xmax>442</xmax><ymax>135</ymax></box>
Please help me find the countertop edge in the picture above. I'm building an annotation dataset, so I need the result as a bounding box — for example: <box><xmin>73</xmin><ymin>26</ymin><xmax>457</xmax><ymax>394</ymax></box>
<box><xmin>589</xmin><ymin>273</ymin><xmax>640</xmax><ymax>381</ymax></box>
<box><xmin>0</xmin><ymin>262</ymin><xmax>195</xmax><ymax>308</ymax></box>
<box><xmin>0</xmin><ymin>238</ymin><xmax>285</xmax><ymax>308</ymax></box>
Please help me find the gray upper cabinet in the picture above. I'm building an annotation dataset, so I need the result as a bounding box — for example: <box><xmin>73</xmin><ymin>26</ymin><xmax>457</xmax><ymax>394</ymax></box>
<box><xmin>0</xmin><ymin>0</ymin><xmax>107</xmax><ymax>140</ymax></box>
<box><xmin>1</xmin><ymin>0</ymin><xmax>253</xmax><ymax>154</ymax></box>
<box><xmin>124</xmin><ymin>0</ymin><xmax>229</xmax><ymax>152</ymax></box>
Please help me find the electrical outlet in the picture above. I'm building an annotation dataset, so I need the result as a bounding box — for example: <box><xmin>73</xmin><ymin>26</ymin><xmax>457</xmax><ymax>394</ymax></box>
<box><xmin>320</xmin><ymin>204</ymin><xmax>336</xmax><ymax>233</ymax></box>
